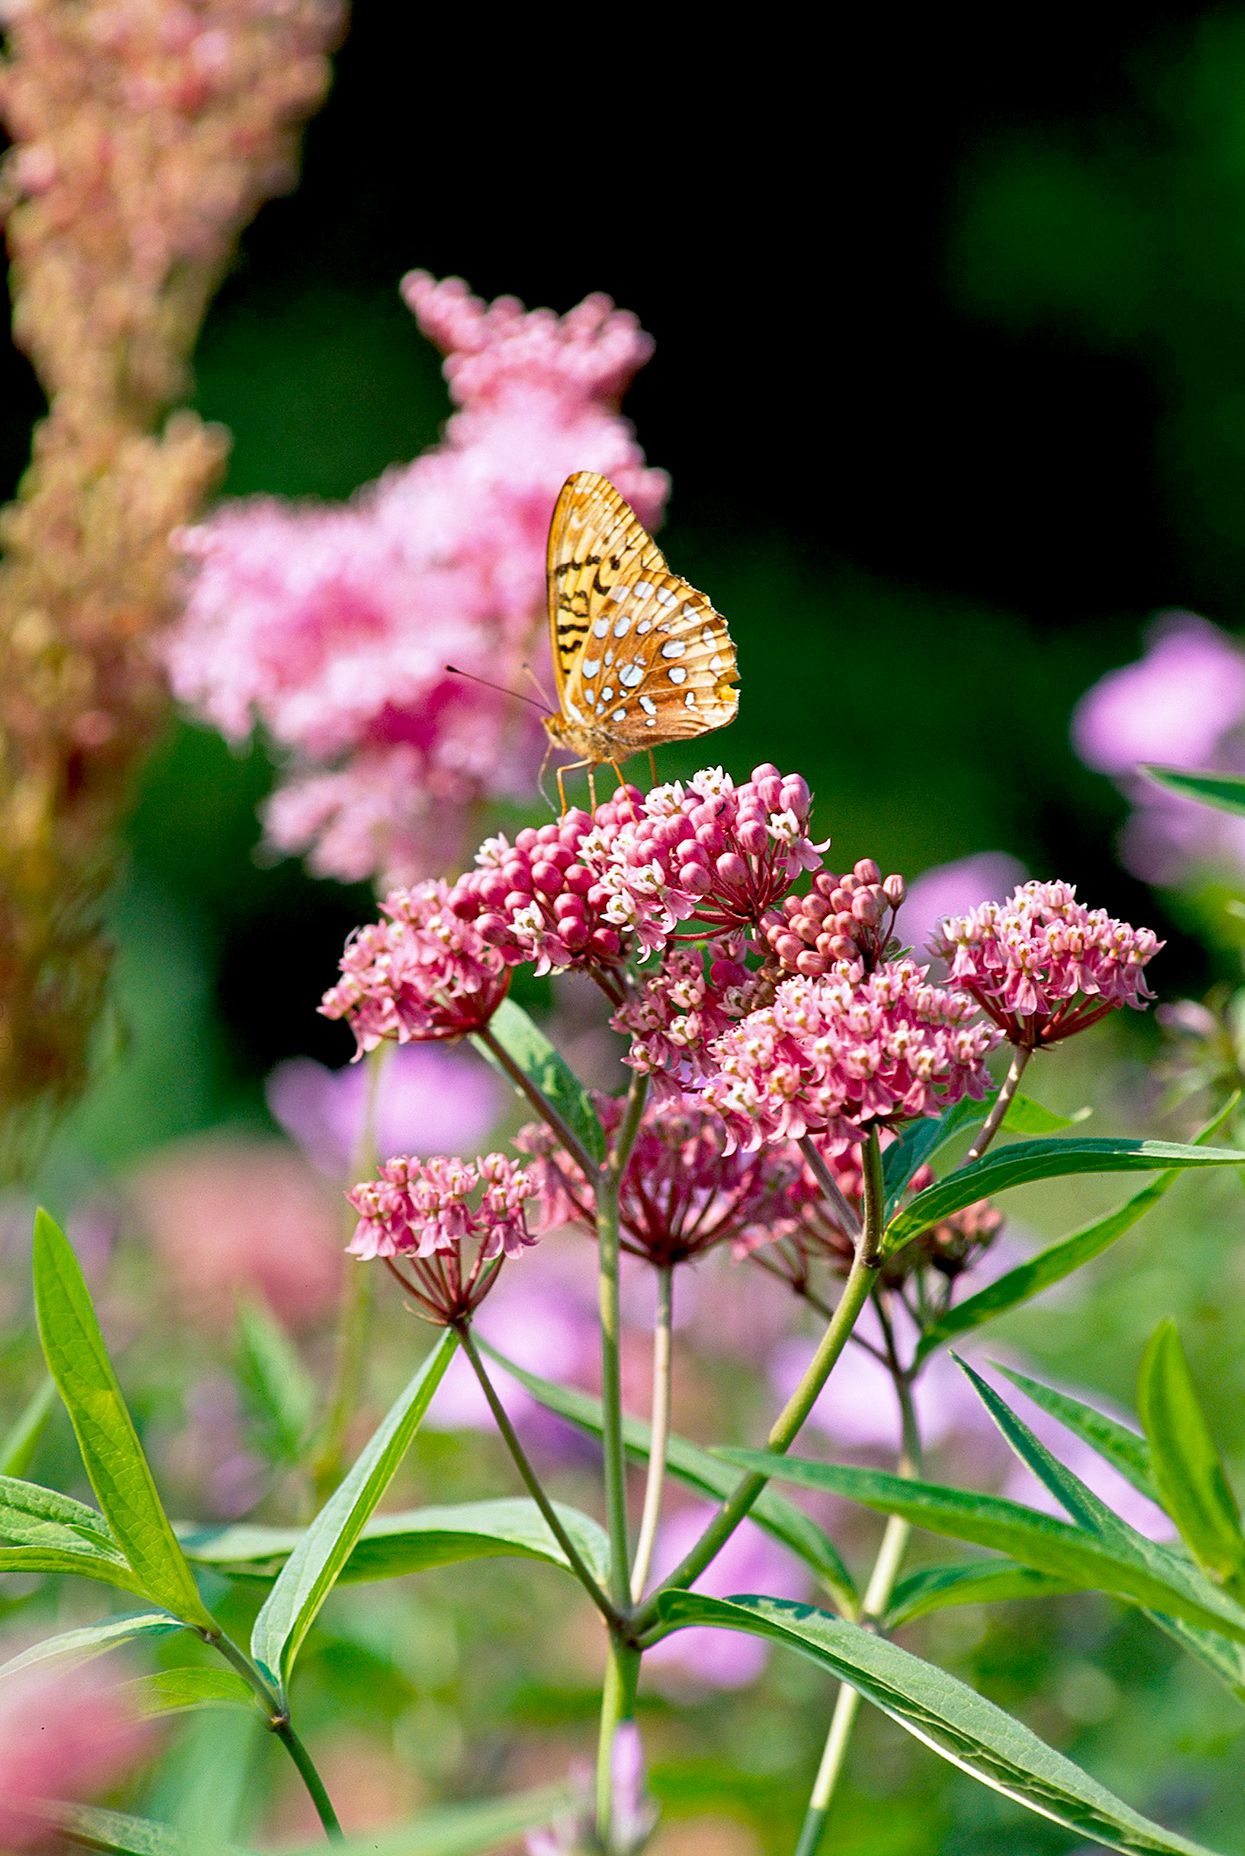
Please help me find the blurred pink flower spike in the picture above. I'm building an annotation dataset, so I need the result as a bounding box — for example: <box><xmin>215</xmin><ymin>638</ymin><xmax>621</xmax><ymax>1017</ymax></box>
<box><xmin>1071</xmin><ymin>612</ymin><xmax>1245</xmax><ymax>776</ymax></box>
<box><xmin>167</xmin><ymin>274</ymin><xmax>666</xmax><ymax>887</ymax></box>
<box><xmin>0</xmin><ymin>1658</ymin><xmax>153</xmax><ymax>1849</ymax></box>
<box><xmin>267</xmin><ymin>1042</ymin><xmax>503</xmax><ymax>1175</ymax></box>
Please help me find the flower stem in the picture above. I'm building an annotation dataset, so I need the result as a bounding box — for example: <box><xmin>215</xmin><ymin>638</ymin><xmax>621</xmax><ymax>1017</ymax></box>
<box><xmin>634</xmin><ymin>1128</ymin><xmax>885</xmax><ymax>1638</ymax></box>
<box><xmin>792</xmin><ymin>1301</ymin><xmax>923</xmax><ymax>1854</ymax></box>
<box><xmin>798</xmin><ymin>1134</ymin><xmax>862</xmax><ymax>1241</ymax></box>
<box><xmin>474</xmin><ymin>1021</ymin><xmax>598</xmax><ymax>1178</ymax></box>
<box><xmin>455</xmin><ymin>1322</ymin><xmax>619</xmax><ymax>1626</ymax></box>
<box><xmin>599</xmin><ymin>1069</ymin><xmax>648</xmax><ymax>1610</ymax></box>
<box><xmin>205</xmin><ymin>1630</ymin><xmax>341</xmax><ymax>1839</ymax></box>
<box><xmin>964</xmin><ymin>1045</ymin><xmax>1031</xmax><ymax>1164</ymax></box>
<box><xmin>311</xmin><ymin>1041</ymin><xmax>388</xmax><ymax>1501</ymax></box>
<box><xmin>595</xmin><ymin>1635</ymin><xmax>641</xmax><ymax>1841</ymax></box>
<box><xmin>630</xmin><ymin>1264</ymin><xmax>673</xmax><ymax>1601</ymax></box>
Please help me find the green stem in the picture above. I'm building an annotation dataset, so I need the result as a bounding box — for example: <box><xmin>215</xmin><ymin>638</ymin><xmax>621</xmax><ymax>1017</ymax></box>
<box><xmin>630</xmin><ymin>1264</ymin><xmax>673</xmax><ymax>1601</ymax></box>
<box><xmin>595</xmin><ymin>1636</ymin><xmax>641</xmax><ymax>1842</ymax></box>
<box><xmin>311</xmin><ymin>1042</ymin><xmax>388</xmax><ymax>1500</ymax></box>
<box><xmin>635</xmin><ymin>1128</ymin><xmax>886</xmax><ymax>1638</ymax></box>
<box><xmin>793</xmin><ymin>1300</ymin><xmax>923</xmax><ymax>1854</ymax></box>
<box><xmin>206</xmin><ymin>1631</ymin><xmax>342</xmax><ymax>1839</ymax></box>
<box><xmin>474</xmin><ymin>1021</ymin><xmax>598</xmax><ymax>1179</ymax></box>
<box><xmin>599</xmin><ymin>1070</ymin><xmax>648</xmax><ymax>1610</ymax></box>
<box><xmin>965</xmin><ymin>1044</ymin><xmax>1031</xmax><ymax>1164</ymax></box>
<box><xmin>456</xmin><ymin>1322</ymin><xmax>619</xmax><ymax>1627</ymax></box>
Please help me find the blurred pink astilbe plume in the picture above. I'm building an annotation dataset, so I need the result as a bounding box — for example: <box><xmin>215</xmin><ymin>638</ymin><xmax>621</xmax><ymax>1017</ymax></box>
<box><xmin>167</xmin><ymin>274</ymin><xmax>667</xmax><ymax>886</ymax></box>
<box><xmin>0</xmin><ymin>0</ymin><xmax>343</xmax><ymax>1165</ymax></box>
<box><xmin>1071</xmin><ymin>610</ymin><xmax>1245</xmax><ymax>885</ymax></box>
<box><xmin>0</xmin><ymin>1656</ymin><xmax>153</xmax><ymax>1847</ymax></box>
<box><xmin>128</xmin><ymin>1134</ymin><xmax>342</xmax><ymax>1331</ymax></box>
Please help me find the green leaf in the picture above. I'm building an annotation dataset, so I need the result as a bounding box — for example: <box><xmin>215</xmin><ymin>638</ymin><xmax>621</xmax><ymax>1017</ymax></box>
<box><xmin>1143</xmin><ymin>765</ymin><xmax>1245</xmax><ymax>817</ymax></box>
<box><xmin>154</xmin><ymin>1713</ymin><xmax>257</xmax><ymax>1842</ymax></box>
<box><xmin>885</xmin><ymin>1561</ymin><xmax>1076</xmax><ymax>1629</ymax></box>
<box><xmin>52</xmin><ymin>1803</ymin><xmax>247</xmax><ymax>1856</ymax></box>
<box><xmin>236</xmin><ymin>1300</ymin><xmax>316</xmax><ymax>1463</ymax></box>
<box><xmin>995</xmin><ymin>1365</ymin><xmax>1161</xmax><ymax>1505</ymax></box>
<box><xmin>250</xmin><ymin>1329</ymin><xmax>455</xmax><ymax>1699</ymax></box>
<box><xmin>482</xmin><ymin>1343</ymin><xmax>855</xmax><ymax>1611</ymax></box>
<box><xmin>0</xmin><ymin>1475</ymin><xmax>145</xmax><ymax>1593</ymax></box>
<box><xmin>31</xmin><ymin>1210</ymin><xmax>216</xmax><ymax>1631</ymax></box>
<box><xmin>184</xmin><ymin>1497</ymin><xmax>609</xmax><ymax>1586</ymax></box>
<box><xmin>472</xmin><ymin>998</ymin><xmax>606</xmax><ymax>1165</ymax></box>
<box><xmin>1000</xmin><ymin>1093</ymin><xmax>1091</xmax><ymax>1134</ymax></box>
<box><xmin>0</xmin><ymin>1378</ymin><xmax>57</xmax><ymax>1477</ymax></box>
<box><xmin>117</xmin><ymin>1667</ymin><xmax>255</xmax><ymax>1720</ymax></box>
<box><xmin>882</xmin><ymin>1097</ymin><xmax>982</xmax><ymax>1214</ymax></box>
<box><xmin>655</xmin><ymin>1592</ymin><xmax>1225</xmax><ymax>1856</ymax></box>
<box><xmin>716</xmin><ymin>1449</ymin><xmax>1245</xmax><ymax>1642</ymax></box>
<box><xmin>1139</xmin><ymin>1321</ymin><xmax>1245</xmax><ymax>1592</ymax></box>
<box><xmin>882</xmin><ymin>1138</ymin><xmax>1245</xmax><ymax>1255</ymax></box>
<box><xmin>0</xmin><ymin>1612</ymin><xmax>183</xmax><ymax>1681</ymax></box>
<box><xmin>284</xmin><ymin>1785</ymin><xmax>574</xmax><ymax>1856</ymax></box>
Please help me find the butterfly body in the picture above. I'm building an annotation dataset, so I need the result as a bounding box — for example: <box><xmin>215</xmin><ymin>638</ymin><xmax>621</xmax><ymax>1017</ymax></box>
<box><xmin>543</xmin><ymin>472</ymin><xmax>739</xmax><ymax>803</ymax></box>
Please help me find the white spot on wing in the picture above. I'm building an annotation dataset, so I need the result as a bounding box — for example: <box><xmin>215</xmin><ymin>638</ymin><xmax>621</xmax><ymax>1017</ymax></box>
<box><xmin>609</xmin><ymin>585</ymin><xmax>628</xmax><ymax>603</ymax></box>
<box><xmin>661</xmin><ymin>639</ymin><xmax>686</xmax><ymax>659</ymax></box>
<box><xmin>614</xmin><ymin>616</ymin><xmax>631</xmax><ymax>638</ymax></box>
<box><xmin>593</xmin><ymin>617</ymin><xmax>610</xmax><ymax>638</ymax></box>
<box><xmin>639</xmin><ymin>695</ymin><xmax>657</xmax><ymax>716</ymax></box>
<box><xmin>709</xmin><ymin>655</ymin><xmax>723</xmax><ymax>672</ymax></box>
<box><xmin>667</xmin><ymin>666</ymin><xmax>688</xmax><ymax>685</ymax></box>
<box><xmin>634</xmin><ymin>581</ymin><xmax>654</xmax><ymax>598</ymax></box>
<box><xmin>656</xmin><ymin>587</ymin><xmax>678</xmax><ymax>608</ymax></box>
<box><xmin>600</xmin><ymin>686</ymin><xmax>614</xmax><ymax>703</ymax></box>
<box><xmin>637</xmin><ymin>619</ymin><xmax>652</xmax><ymax>635</ymax></box>
<box><xmin>613</xmin><ymin>706</ymin><xmax>627</xmax><ymax>722</ymax></box>
<box><xmin>582</xmin><ymin>658</ymin><xmax>600</xmax><ymax>679</ymax></box>
<box><xmin>619</xmin><ymin>664</ymin><xmax>644</xmax><ymax>689</ymax></box>
<box><xmin>684</xmin><ymin>691</ymin><xmax>697</xmax><ymax>707</ymax></box>
<box><xmin>604</xmin><ymin>649</ymin><xmax>615</xmax><ymax>668</ymax></box>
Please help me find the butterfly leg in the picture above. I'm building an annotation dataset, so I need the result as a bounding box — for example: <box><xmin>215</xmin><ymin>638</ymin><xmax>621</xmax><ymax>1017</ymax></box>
<box><xmin>609</xmin><ymin>760</ymin><xmax>640</xmax><ymax>821</ymax></box>
<box><xmin>555</xmin><ymin>757</ymin><xmax>593</xmax><ymax>815</ymax></box>
<box><xmin>537</xmin><ymin>740</ymin><xmax>557</xmax><ymax>815</ymax></box>
<box><xmin>587</xmin><ymin>765</ymin><xmax>598</xmax><ymax>810</ymax></box>
<box><xmin>647</xmin><ymin>747</ymin><xmax>658</xmax><ymax>787</ymax></box>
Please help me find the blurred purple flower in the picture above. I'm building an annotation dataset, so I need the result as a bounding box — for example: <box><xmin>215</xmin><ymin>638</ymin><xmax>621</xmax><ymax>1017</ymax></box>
<box><xmin>1071</xmin><ymin>612</ymin><xmax>1245</xmax><ymax>776</ymax></box>
<box><xmin>266</xmin><ymin>1043</ymin><xmax>502</xmax><ymax>1175</ymax></box>
<box><xmin>646</xmin><ymin>1506</ymin><xmax>808</xmax><ymax>1689</ymax></box>
<box><xmin>901</xmin><ymin>853</ymin><xmax>1028</xmax><ymax>964</ymax></box>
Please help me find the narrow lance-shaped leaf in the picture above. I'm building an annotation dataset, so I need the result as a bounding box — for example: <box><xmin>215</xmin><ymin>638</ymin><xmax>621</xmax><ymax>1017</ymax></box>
<box><xmin>30</xmin><ymin>1212</ymin><xmax>215</xmax><ymax>1630</ymax></box>
<box><xmin>50</xmin><ymin>1802</ymin><xmax>249</xmax><ymax>1856</ymax></box>
<box><xmin>1143</xmin><ymin>765</ymin><xmax>1245</xmax><ymax>817</ymax></box>
<box><xmin>236</xmin><ymin>1301</ymin><xmax>316</xmax><ymax>1464</ymax></box>
<box><xmin>250</xmin><ymin>1328</ymin><xmax>456</xmax><ymax>1699</ymax></box>
<box><xmin>472</xmin><ymin>998</ymin><xmax>606</xmax><ymax>1165</ymax></box>
<box><xmin>482</xmin><ymin>1341</ymin><xmax>855</xmax><ymax>1611</ymax></box>
<box><xmin>716</xmin><ymin>1448</ymin><xmax>1245</xmax><ymax>1643</ymax></box>
<box><xmin>0</xmin><ymin>1614</ymin><xmax>183</xmax><ymax>1683</ymax></box>
<box><xmin>883</xmin><ymin>1137</ymin><xmax>1245</xmax><ymax>1256</ymax></box>
<box><xmin>656</xmin><ymin>1593</ymin><xmax>1226</xmax><ymax>1856</ymax></box>
<box><xmin>0</xmin><ymin>1378</ymin><xmax>57</xmax><ymax>1478</ymax></box>
<box><xmin>994</xmin><ymin>1364</ymin><xmax>1160</xmax><ymax>1505</ymax></box>
<box><xmin>885</xmin><ymin>1561</ymin><xmax>1076</xmax><ymax>1629</ymax></box>
<box><xmin>117</xmin><ymin>1667</ymin><xmax>256</xmax><ymax>1721</ymax></box>
<box><xmin>0</xmin><ymin>1474</ymin><xmax>144</xmax><ymax>1594</ymax></box>
<box><xmin>917</xmin><ymin>1098</ymin><xmax>1238</xmax><ymax>1362</ymax></box>
<box><xmin>1139</xmin><ymin>1321</ymin><xmax>1245</xmax><ymax>1595</ymax></box>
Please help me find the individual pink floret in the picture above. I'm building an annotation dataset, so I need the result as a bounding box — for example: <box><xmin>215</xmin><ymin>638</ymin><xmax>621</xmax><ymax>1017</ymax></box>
<box><xmin>702</xmin><ymin>959</ymin><xmax>1000</xmax><ymax>1154</ymax></box>
<box><xmin>930</xmin><ymin>879</ymin><xmax>1163</xmax><ymax>1047</ymax></box>
<box><xmin>320</xmin><ymin>879</ymin><xmax>509</xmax><ymax>1054</ymax></box>
<box><xmin>347</xmin><ymin>1152</ymin><xmax>535</xmax><ymax>1324</ymax></box>
<box><xmin>517</xmin><ymin>1090</ymin><xmax>802</xmax><ymax>1269</ymax></box>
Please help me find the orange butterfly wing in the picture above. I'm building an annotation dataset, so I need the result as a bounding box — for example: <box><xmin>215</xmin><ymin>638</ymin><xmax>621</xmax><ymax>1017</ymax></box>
<box><xmin>545</xmin><ymin>472</ymin><xmax>739</xmax><ymax>749</ymax></box>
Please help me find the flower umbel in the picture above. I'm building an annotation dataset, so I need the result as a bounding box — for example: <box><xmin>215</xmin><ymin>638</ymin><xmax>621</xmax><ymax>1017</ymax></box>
<box><xmin>519</xmin><ymin>1091</ymin><xmax>802</xmax><ymax>1268</ymax></box>
<box><xmin>703</xmin><ymin>959</ymin><xmax>1000</xmax><ymax>1153</ymax></box>
<box><xmin>320</xmin><ymin>880</ymin><xmax>508</xmax><ymax>1054</ymax></box>
<box><xmin>763</xmin><ymin>858</ymin><xmax>906</xmax><ymax>979</ymax></box>
<box><xmin>931</xmin><ymin>880</ymin><xmax>1163</xmax><ymax>1048</ymax></box>
<box><xmin>347</xmin><ymin>1153</ymin><xmax>535</xmax><ymax>1324</ymax></box>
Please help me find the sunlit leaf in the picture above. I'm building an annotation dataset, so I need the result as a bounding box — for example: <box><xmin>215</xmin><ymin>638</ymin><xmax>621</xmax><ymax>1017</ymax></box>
<box><xmin>472</xmin><ymin>999</ymin><xmax>605</xmax><ymax>1165</ymax></box>
<box><xmin>1140</xmin><ymin>1321</ymin><xmax>1245</xmax><ymax>1593</ymax></box>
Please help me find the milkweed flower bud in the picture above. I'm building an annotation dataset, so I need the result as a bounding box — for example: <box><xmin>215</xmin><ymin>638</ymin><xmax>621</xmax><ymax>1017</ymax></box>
<box><xmin>762</xmin><ymin>858</ymin><xmax>905</xmax><ymax>978</ymax></box>
<box><xmin>347</xmin><ymin>1152</ymin><xmax>535</xmax><ymax>1323</ymax></box>
<box><xmin>702</xmin><ymin>959</ymin><xmax>1000</xmax><ymax>1153</ymax></box>
<box><xmin>931</xmin><ymin>880</ymin><xmax>1163</xmax><ymax>1048</ymax></box>
<box><xmin>320</xmin><ymin>880</ymin><xmax>508</xmax><ymax>1053</ymax></box>
<box><xmin>611</xmin><ymin>946</ymin><xmax>763</xmax><ymax>1095</ymax></box>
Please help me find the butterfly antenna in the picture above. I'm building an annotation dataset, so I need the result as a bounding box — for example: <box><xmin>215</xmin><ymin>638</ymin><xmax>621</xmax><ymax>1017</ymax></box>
<box><xmin>444</xmin><ymin>664</ymin><xmax>550</xmax><ymax>715</ymax></box>
<box><xmin>520</xmin><ymin>662</ymin><xmax>553</xmax><ymax>707</ymax></box>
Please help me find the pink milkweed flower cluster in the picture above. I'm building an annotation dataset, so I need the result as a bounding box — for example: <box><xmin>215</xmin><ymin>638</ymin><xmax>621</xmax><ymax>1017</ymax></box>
<box><xmin>518</xmin><ymin>1092</ymin><xmax>803</xmax><ymax>1269</ymax></box>
<box><xmin>930</xmin><ymin>880</ymin><xmax>1162</xmax><ymax>1049</ymax></box>
<box><xmin>1071</xmin><ymin>611</ymin><xmax>1245</xmax><ymax>886</ymax></box>
<box><xmin>611</xmin><ymin>945</ymin><xmax>760</xmax><ymax>1095</ymax></box>
<box><xmin>0</xmin><ymin>1657</ymin><xmax>152</xmax><ymax>1849</ymax></box>
<box><xmin>703</xmin><ymin>959</ymin><xmax>1001</xmax><ymax>1154</ymax></box>
<box><xmin>166</xmin><ymin>275</ymin><xmax>666</xmax><ymax>886</ymax></box>
<box><xmin>347</xmin><ymin>1153</ymin><xmax>534</xmax><ymax>1324</ymax></box>
<box><xmin>320</xmin><ymin>880</ymin><xmax>509</xmax><ymax>1054</ymax></box>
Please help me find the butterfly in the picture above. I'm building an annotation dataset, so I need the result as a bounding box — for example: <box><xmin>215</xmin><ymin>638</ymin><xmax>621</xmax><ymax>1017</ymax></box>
<box><xmin>542</xmin><ymin>471</ymin><xmax>739</xmax><ymax>808</ymax></box>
